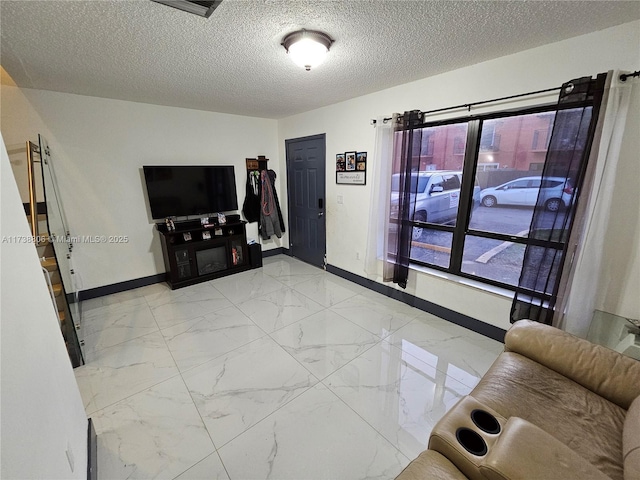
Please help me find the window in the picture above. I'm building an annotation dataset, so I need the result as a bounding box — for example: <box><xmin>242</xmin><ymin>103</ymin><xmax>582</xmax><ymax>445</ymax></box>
<box><xmin>423</xmin><ymin>137</ymin><xmax>435</xmax><ymax>156</ymax></box>
<box><xmin>479</xmin><ymin>123</ymin><xmax>500</xmax><ymax>151</ymax></box>
<box><xmin>453</xmin><ymin>137</ymin><xmax>466</xmax><ymax>155</ymax></box>
<box><xmin>395</xmin><ymin>104</ymin><xmax>590</xmax><ymax>291</ymax></box>
<box><xmin>442</xmin><ymin>174</ymin><xmax>461</xmax><ymax>191</ymax></box>
<box><xmin>389</xmin><ymin>123</ymin><xmax>467</xmax><ymax>271</ymax></box>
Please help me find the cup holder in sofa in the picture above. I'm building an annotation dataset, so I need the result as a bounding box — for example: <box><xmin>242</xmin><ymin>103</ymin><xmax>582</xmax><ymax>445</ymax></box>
<box><xmin>455</xmin><ymin>427</ymin><xmax>488</xmax><ymax>456</ymax></box>
<box><xmin>470</xmin><ymin>409</ymin><xmax>501</xmax><ymax>434</ymax></box>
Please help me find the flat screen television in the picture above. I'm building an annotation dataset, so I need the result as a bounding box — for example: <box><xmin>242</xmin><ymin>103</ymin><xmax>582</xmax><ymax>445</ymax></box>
<box><xmin>143</xmin><ymin>165</ymin><xmax>238</xmax><ymax>219</ymax></box>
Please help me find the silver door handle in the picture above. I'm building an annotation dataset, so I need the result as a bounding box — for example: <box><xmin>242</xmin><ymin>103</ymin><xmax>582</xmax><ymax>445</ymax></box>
<box><xmin>318</xmin><ymin>212</ymin><xmax>324</xmax><ymax>217</ymax></box>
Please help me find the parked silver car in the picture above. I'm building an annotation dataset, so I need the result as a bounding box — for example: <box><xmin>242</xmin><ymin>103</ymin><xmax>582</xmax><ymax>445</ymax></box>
<box><xmin>480</xmin><ymin>176</ymin><xmax>573</xmax><ymax>212</ymax></box>
<box><xmin>390</xmin><ymin>171</ymin><xmax>480</xmax><ymax>240</ymax></box>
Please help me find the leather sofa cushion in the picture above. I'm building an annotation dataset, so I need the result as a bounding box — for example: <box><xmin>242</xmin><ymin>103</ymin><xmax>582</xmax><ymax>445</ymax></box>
<box><xmin>505</xmin><ymin>320</ymin><xmax>640</xmax><ymax>409</ymax></box>
<box><xmin>471</xmin><ymin>352</ymin><xmax>626</xmax><ymax>480</ymax></box>
<box><xmin>395</xmin><ymin>449</ymin><xmax>467</xmax><ymax>480</ymax></box>
<box><xmin>480</xmin><ymin>417</ymin><xmax>610</xmax><ymax>480</ymax></box>
<box><xmin>624</xmin><ymin>396</ymin><xmax>640</xmax><ymax>480</ymax></box>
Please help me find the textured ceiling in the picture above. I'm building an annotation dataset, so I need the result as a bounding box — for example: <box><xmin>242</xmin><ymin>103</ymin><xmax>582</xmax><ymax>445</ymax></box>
<box><xmin>1</xmin><ymin>0</ymin><xmax>639</xmax><ymax>119</ymax></box>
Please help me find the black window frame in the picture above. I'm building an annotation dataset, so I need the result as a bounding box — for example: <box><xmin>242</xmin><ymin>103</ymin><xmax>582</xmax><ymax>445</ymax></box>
<box><xmin>405</xmin><ymin>100</ymin><xmax>593</xmax><ymax>292</ymax></box>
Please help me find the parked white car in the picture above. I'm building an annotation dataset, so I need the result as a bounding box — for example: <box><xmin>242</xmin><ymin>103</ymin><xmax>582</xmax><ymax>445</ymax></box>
<box><xmin>480</xmin><ymin>176</ymin><xmax>573</xmax><ymax>212</ymax></box>
<box><xmin>390</xmin><ymin>171</ymin><xmax>480</xmax><ymax>240</ymax></box>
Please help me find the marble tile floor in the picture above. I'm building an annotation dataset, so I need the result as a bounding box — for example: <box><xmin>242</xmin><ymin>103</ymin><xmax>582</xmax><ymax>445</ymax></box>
<box><xmin>74</xmin><ymin>255</ymin><xmax>504</xmax><ymax>480</ymax></box>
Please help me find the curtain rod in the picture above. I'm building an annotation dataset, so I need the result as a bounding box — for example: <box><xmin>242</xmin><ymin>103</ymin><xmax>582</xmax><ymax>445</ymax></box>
<box><xmin>620</xmin><ymin>70</ymin><xmax>640</xmax><ymax>82</ymax></box>
<box><xmin>371</xmin><ymin>85</ymin><xmax>562</xmax><ymax>125</ymax></box>
<box><xmin>373</xmin><ymin>71</ymin><xmax>638</xmax><ymax>125</ymax></box>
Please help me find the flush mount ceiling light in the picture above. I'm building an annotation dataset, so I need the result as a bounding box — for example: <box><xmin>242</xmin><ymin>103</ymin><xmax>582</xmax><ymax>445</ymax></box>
<box><xmin>281</xmin><ymin>30</ymin><xmax>333</xmax><ymax>71</ymax></box>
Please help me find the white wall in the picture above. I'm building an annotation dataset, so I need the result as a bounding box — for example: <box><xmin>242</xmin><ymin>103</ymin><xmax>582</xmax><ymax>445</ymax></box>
<box><xmin>1</xmin><ymin>21</ymin><xmax>637</xmax><ymax>330</ymax></box>
<box><xmin>0</xmin><ymin>134</ymin><xmax>88</xmax><ymax>479</ymax></box>
<box><xmin>277</xmin><ymin>20</ymin><xmax>640</xmax><ymax>331</ymax></box>
<box><xmin>0</xmin><ymin>88</ymin><xmax>280</xmax><ymax>290</ymax></box>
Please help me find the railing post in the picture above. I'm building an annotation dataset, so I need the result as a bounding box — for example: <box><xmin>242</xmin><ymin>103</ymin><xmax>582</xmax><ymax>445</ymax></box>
<box><xmin>26</xmin><ymin>141</ymin><xmax>39</xmax><ymax>240</ymax></box>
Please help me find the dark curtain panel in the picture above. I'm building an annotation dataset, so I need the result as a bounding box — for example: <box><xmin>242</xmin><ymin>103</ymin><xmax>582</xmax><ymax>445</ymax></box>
<box><xmin>511</xmin><ymin>74</ymin><xmax>607</xmax><ymax>324</ymax></box>
<box><xmin>392</xmin><ymin>110</ymin><xmax>422</xmax><ymax>289</ymax></box>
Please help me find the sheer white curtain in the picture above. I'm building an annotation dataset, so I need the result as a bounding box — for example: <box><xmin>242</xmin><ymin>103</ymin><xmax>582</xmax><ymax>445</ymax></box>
<box><xmin>364</xmin><ymin>115</ymin><xmax>398</xmax><ymax>281</ymax></box>
<box><xmin>556</xmin><ymin>72</ymin><xmax>635</xmax><ymax>337</ymax></box>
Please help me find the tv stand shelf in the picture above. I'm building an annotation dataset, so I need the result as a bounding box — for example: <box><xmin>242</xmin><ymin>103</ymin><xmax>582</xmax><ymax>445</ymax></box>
<box><xmin>156</xmin><ymin>220</ymin><xmax>250</xmax><ymax>289</ymax></box>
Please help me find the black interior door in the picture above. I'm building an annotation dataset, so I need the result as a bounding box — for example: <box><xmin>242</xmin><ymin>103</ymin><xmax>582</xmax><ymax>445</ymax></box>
<box><xmin>286</xmin><ymin>134</ymin><xmax>326</xmax><ymax>268</ymax></box>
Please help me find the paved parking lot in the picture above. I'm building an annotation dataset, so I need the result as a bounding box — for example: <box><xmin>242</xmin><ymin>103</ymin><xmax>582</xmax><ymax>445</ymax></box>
<box><xmin>410</xmin><ymin>205</ymin><xmax>568</xmax><ymax>286</ymax></box>
<box><xmin>469</xmin><ymin>205</ymin><xmax>533</xmax><ymax>235</ymax></box>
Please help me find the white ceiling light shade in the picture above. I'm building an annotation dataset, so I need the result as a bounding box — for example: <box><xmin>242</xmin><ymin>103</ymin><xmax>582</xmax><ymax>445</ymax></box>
<box><xmin>282</xmin><ymin>30</ymin><xmax>333</xmax><ymax>71</ymax></box>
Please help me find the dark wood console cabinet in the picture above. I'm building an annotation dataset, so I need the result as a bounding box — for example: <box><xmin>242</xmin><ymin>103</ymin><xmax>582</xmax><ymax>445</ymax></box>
<box><xmin>157</xmin><ymin>221</ymin><xmax>250</xmax><ymax>289</ymax></box>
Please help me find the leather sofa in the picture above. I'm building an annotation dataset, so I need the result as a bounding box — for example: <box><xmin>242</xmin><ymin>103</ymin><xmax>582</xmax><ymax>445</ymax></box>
<box><xmin>397</xmin><ymin>320</ymin><xmax>640</xmax><ymax>480</ymax></box>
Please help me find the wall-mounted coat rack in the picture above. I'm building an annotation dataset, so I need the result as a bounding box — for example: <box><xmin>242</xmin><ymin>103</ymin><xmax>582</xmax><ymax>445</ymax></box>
<box><xmin>246</xmin><ymin>155</ymin><xmax>269</xmax><ymax>172</ymax></box>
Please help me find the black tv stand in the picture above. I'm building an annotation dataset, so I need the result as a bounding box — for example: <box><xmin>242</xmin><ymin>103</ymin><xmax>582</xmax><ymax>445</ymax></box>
<box><xmin>156</xmin><ymin>220</ymin><xmax>250</xmax><ymax>289</ymax></box>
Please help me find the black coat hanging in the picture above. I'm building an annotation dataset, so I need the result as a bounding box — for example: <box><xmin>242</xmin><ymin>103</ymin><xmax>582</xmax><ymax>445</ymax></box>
<box><xmin>242</xmin><ymin>171</ymin><xmax>260</xmax><ymax>223</ymax></box>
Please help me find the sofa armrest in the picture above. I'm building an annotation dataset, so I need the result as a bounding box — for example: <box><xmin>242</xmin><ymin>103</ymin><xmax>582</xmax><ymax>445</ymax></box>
<box><xmin>505</xmin><ymin>320</ymin><xmax>640</xmax><ymax>409</ymax></box>
<box><xmin>479</xmin><ymin>417</ymin><xmax>610</xmax><ymax>480</ymax></box>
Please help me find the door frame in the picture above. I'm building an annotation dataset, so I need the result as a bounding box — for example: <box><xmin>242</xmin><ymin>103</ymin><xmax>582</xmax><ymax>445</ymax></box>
<box><xmin>285</xmin><ymin>133</ymin><xmax>327</xmax><ymax>266</ymax></box>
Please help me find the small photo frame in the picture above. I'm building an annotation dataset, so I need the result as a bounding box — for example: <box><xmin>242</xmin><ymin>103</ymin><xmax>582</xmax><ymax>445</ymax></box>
<box><xmin>200</xmin><ymin>217</ymin><xmax>209</xmax><ymax>226</ymax></box>
<box><xmin>202</xmin><ymin>231</ymin><xmax>211</xmax><ymax>240</ymax></box>
<box><xmin>214</xmin><ymin>228</ymin><xmax>223</xmax><ymax>236</ymax></box>
<box><xmin>217</xmin><ymin>212</ymin><xmax>226</xmax><ymax>225</ymax></box>
<box><xmin>356</xmin><ymin>151</ymin><xmax>367</xmax><ymax>171</ymax></box>
<box><xmin>336</xmin><ymin>153</ymin><xmax>346</xmax><ymax>172</ymax></box>
<box><xmin>345</xmin><ymin>151</ymin><xmax>356</xmax><ymax>171</ymax></box>
<box><xmin>183</xmin><ymin>232</ymin><xmax>192</xmax><ymax>241</ymax></box>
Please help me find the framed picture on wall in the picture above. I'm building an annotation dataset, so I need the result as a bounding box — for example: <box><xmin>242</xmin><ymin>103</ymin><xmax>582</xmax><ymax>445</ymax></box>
<box><xmin>336</xmin><ymin>153</ymin><xmax>346</xmax><ymax>171</ymax></box>
<box><xmin>337</xmin><ymin>150</ymin><xmax>366</xmax><ymax>185</ymax></box>
<box><xmin>345</xmin><ymin>151</ymin><xmax>357</xmax><ymax>171</ymax></box>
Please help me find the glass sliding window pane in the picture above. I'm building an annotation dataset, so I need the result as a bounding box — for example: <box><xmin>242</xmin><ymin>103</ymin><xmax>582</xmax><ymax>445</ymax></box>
<box><xmin>461</xmin><ymin>235</ymin><xmax>526</xmax><ymax>286</ymax></box>
<box><xmin>410</xmin><ymin>229</ymin><xmax>453</xmax><ymax>269</ymax></box>
<box><xmin>391</xmin><ymin>123</ymin><xmax>469</xmax><ymax>232</ymax></box>
<box><xmin>470</xmin><ymin>112</ymin><xmax>565</xmax><ymax>236</ymax></box>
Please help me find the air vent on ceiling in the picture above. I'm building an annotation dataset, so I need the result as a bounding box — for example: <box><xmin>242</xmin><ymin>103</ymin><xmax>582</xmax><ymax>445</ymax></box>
<box><xmin>151</xmin><ymin>0</ymin><xmax>222</xmax><ymax>18</ymax></box>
